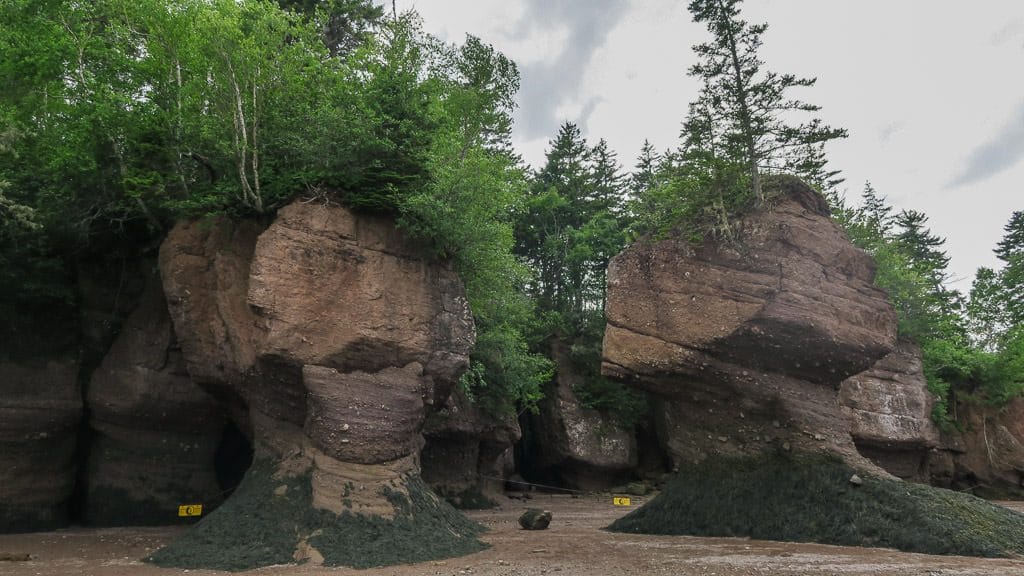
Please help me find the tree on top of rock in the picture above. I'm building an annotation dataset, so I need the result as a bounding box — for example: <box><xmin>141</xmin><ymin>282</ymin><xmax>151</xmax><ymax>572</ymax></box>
<box><xmin>686</xmin><ymin>0</ymin><xmax>846</xmax><ymax>202</ymax></box>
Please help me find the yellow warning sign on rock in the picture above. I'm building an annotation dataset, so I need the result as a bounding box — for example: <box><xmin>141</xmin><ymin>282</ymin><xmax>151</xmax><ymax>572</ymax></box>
<box><xmin>178</xmin><ymin>504</ymin><xmax>203</xmax><ymax>517</ymax></box>
<box><xmin>613</xmin><ymin>497</ymin><xmax>631</xmax><ymax>506</ymax></box>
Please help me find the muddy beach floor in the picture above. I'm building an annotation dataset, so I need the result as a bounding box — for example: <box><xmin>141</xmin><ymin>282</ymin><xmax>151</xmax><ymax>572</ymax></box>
<box><xmin>3</xmin><ymin>495</ymin><xmax>1024</xmax><ymax>575</ymax></box>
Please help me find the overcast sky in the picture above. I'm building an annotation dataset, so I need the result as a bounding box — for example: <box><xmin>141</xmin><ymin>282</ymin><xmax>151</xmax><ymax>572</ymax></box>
<box><xmin>394</xmin><ymin>0</ymin><xmax>1023</xmax><ymax>288</ymax></box>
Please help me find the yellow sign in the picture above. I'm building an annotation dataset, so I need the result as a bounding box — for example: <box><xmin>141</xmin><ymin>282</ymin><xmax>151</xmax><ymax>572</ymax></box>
<box><xmin>613</xmin><ymin>497</ymin><xmax>631</xmax><ymax>506</ymax></box>
<box><xmin>178</xmin><ymin>504</ymin><xmax>203</xmax><ymax>517</ymax></box>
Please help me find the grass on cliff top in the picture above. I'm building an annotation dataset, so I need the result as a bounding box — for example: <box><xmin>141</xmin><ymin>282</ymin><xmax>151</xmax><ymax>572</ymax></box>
<box><xmin>607</xmin><ymin>453</ymin><xmax>1024</xmax><ymax>558</ymax></box>
<box><xmin>146</xmin><ymin>459</ymin><xmax>486</xmax><ymax>571</ymax></box>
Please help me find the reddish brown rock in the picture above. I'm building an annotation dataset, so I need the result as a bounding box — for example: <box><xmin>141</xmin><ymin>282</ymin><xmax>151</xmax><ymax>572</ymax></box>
<box><xmin>527</xmin><ymin>342</ymin><xmax>637</xmax><ymax>490</ymax></box>
<box><xmin>839</xmin><ymin>340</ymin><xmax>940</xmax><ymax>479</ymax></box>
<box><xmin>932</xmin><ymin>398</ymin><xmax>1024</xmax><ymax>495</ymax></box>
<box><xmin>0</xmin><ymin>356</ymin><xmax>81</xmax><ymax>532</ymax></box>
<box><xmin>85</xmin><ymin>273</ymin><xmax>227</xmax><ymax>525</ymax></box>
<box><xmin>602</xmin><ymin>176</ymin><xmax>897</xmax><ymax>470</ymax></box>
<box><xmin>422</xmin><ymin>388</ymin><xmax>521</xmax><ymax>506</ymax></box>
<box><xmin>156</xmin><ymin>199</ymin><xmax>479</xmax><ymax>568</ymax></box>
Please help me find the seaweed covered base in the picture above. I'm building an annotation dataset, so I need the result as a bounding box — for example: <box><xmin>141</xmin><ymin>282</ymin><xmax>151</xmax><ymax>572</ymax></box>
<box><xmin>146</xmin><ymin>459</ymin><xmax>487</xmax><ymax>571</ymax></box>
<box><xmin>607</xmin><ymin>453</ymin><xmax>1024</xmax><ymax>558</ymax></box>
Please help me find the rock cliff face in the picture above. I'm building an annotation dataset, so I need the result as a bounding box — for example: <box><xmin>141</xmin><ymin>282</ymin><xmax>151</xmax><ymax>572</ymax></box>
<box><xmin>525</xmin><ymin>342</ymin><xmax>637</xmax><ymax>490</ymax></box>
<box><xmin>154</xmin><ymin>200</ymin><xmax>481</xmax><ymax>569</ymax></box>
<box><xmin>930</xmin><ymin>398</ymin><xmax>1024</xmax><ymax>495</ymax></box>
<box><xmin>0</xmin><ymin>357</ymin><xmax>81</xmax><ymax>532</ymax></box>
<box><xmin>839</xmin><ymin>339</ymin><xmax>940</xmax><ymax>479</ymax></box>
<box><xmin>84</xmin><ymin>272</ymin><xmax>227</xmax><ymax>525</ymax></box>
<box><xmin>421</xmin><ymin>389</ymin><xmax>520</xmax><ymax>507</ymax></box>
<box><xmin>602</xmin><ymin>176</ymin><xmax>898</xmax><ymax>469</ymax></box>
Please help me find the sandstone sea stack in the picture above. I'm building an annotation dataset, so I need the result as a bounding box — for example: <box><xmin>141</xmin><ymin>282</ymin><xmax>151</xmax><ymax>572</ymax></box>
<box><xmin>604</xmin><ymin>176</ymin><xmax>1024</xmax><ymax>558</ymax></box>
<box><xmin>602</xmin><ymin>175</ymin><xmax>897</xmax><ymax>468</ymax></box>
<box><xmin>149</xmin><ymin>200</ymin><xmax>483</xmax><ymax>570</ymax></box>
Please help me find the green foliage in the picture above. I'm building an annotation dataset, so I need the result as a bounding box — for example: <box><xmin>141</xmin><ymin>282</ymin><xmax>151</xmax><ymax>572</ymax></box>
<box><xmin>608</xmin><ymin>453</ymin><xmax>1024</xmax><ymax>558</ymax></box>
<box><xmin>686</xmin><ymin>0</ymin><xmax>846</xmax><ymax>202</ymax></box>
<box><xmin>277</xmin><ymin>0</ymin><xmax>383</xmax><ymax>56</ymax></box>
<box><xmin>391</xmin><ymin>29</ymin><xmax>552</xmax><ymax>416</ymax></box>
<box><xmin>516</xmin><ymin>123</ymin><xmax>630</xmax><ymax>322</ymax></box>
<box><xmin>832</xmin><ymin>184</ymin><xmax>1024</xmax><ymax>420</ymax></box>
<box><xmin>0</xmin><ymin>2</ymin><xmax>551</xmax><ymax>413</ymax></box>
<box><xmin>564</xmin><ymin>316</ymin><xmax>648</xmax><ymax>427</ymax></box>
<box><xmin>513</xmin><ymin>123</ymin><xmax>635</xmax><ymax>421</ymax></box>
<box><xmin>630</xmin><ymin>0</ymin><xmax>843</xmax><ymax>243</ymax></box>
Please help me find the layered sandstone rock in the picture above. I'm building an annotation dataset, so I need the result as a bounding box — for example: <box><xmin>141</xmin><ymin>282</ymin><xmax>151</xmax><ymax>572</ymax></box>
<box><xmin>0</xmin><ymin>356</ymin><xmax>81</xmax><ymax>532</ymax></box>
<box><xmin>421</xmin><ymin>389</ymin><xmax>520</xmax><ymax>507</ymax></box>
<box><xmin>839</xmin><ymin>340</ymin><xmax>940</xmax><ymax>479</ymax></box>
<box><xmin>154</xmin><ymin>200</ymin><xmax>480</xmax><ymax>569</ymax></box>
<box><xmin>526</xmin><ymin>342</ymin><xmax>637</xmax><ymax>490</ymax></box>
<box><xmin>931</xmin><ymin>398</ymin><xmax>1024</xmax><ymax>495</ymax></box>
<box><xmin>602</xmin><ymin>176</ymin><xmax>898</xmax><ymax>469</ymax></box>
<box><xmin>85</xmin><ymin>273</ymin><xmax>226</xmax><ymax>525</ymax></box>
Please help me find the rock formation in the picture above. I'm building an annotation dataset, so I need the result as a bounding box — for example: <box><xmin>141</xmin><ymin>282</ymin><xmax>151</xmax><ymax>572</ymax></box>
<box><xmin>421</xmin><ymin>388</ymin><xmax>520</xmax><ymax>507</ymax></box>
<box><xmin>0</xmin><ymin>356</ymin><xmax>81</xmax><ymax>532</ymax></box>
<box><xmin>151</xmin><ymin>200</ymin><xmax>482</xmax><ymax>569</ymax></box>
<box><xmin>602</xmin><ymin>175</ymin><xmax>898</xmax><ymax>469</ymax></box>
<box><xmin>839</xmin><ymin>339</ymin><xmax>940</xmax><ymax>480</ymax></box>
<box><xmin>601</xmin><ymin>176</ymin><xmax>1024</xmax><ymax>558</ymax></box>
<box><xmin>525</xmin><ymin>342</ymin><xmax>637</xmax><ymax>490</ymax></box>
<box><xmin>929</xmin><ymin>398</ymin><xmax>1024</xmax><ymax>495</ymax></box>
<box><xmin>84</xmin><ymin>272</ymin><xmax>227</xmax><ymax>525</ymax></box>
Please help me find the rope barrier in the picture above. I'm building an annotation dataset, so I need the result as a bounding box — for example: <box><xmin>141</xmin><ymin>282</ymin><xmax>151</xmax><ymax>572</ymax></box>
<box><xmin>477</xmin><ymin>474</ymin><xmax>587</xmax><ymax>494</ymax></box>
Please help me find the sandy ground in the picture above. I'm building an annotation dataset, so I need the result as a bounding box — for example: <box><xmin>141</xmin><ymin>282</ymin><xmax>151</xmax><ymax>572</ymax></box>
<box><xmin>3</xmin><ymin>495</ymin><xmax>1024</xmax><ymax>576</ymax></box>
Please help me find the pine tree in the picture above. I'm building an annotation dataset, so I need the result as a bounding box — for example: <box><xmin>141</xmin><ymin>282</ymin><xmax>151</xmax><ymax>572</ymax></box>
<box><xmin>278</xmin><ymin>0</ymin><xmax>383</xmax><ymax>56</ymax></box>
<box><xmin>996</xmin><ymin>211</ymin><xmax>1024</xmax><ymax>325</ymax></box>
<box><xmin>629</xmin><ymin>139</ymin><xmax>661</xmax><ymax>200</ymax></box>
<box><xmin>686</xmin><ymin>0</ymin><xmax>846</xmax><ymax>202</ymax></box>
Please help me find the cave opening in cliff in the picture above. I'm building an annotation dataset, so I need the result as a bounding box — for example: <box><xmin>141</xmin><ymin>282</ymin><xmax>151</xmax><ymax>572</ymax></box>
<box><xmin>214</xmin><ymin>421</ymin><xmax>253</xmax><ymax>497</ymax></box>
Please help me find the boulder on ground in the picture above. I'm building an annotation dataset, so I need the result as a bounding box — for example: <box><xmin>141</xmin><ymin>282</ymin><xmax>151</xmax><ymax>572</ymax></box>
<box><xmin>518</xmin><ymin>508</ymin><xmax>552</xmax><ymax>530</ymax></box>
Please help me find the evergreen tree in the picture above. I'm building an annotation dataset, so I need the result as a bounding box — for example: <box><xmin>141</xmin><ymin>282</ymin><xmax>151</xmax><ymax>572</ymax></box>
<box><xmin>893</xmin><ymin>210</ymin><xmax>953</xmax><ymax>292</ymax></box>
<box><xmin>630</xmin><ymin>139</ymin><xmax>661</xmax><ymax>200</ymax></box>
<box><xmin>277</xmin><ymin>0</ymin><xmax>383</xmax><ymax>56</ymax></box>
<box><xmin>996</xmin><ymin>211</ymin><xmax>1024</xmax><ymax>325</ymax></box>
<box><xmin>686</xmin><ymin>0</ymin><xmax>846</xmax><ymax>202</ymax></box>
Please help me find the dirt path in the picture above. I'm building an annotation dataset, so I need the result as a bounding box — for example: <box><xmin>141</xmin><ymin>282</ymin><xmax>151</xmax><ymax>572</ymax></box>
<box><xmin>3</xmin><ymin>496</ymin><xmax>1024</xmax><ymax>575</ymax></box>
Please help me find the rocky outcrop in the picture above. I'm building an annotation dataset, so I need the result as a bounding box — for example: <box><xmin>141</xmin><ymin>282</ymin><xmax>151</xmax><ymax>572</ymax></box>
<box><xmin>839</xmin><ymin>340</ymin><xmax>940</xmax><ymax>479</ymax></box>
<box><xmin>526</xmin><ymin>342</ymin><xmax>637</xmax><ymax>490</ymax></box>
<box><xmin>602</xmin><ymin>176</ymin><xmax>898</xmax><ymax>470</ymax></box>
<box><xmin>154</xmin><ymin>200</ymin><xmax>481</xmax><ymax>569</ymax></box>
<box><xmin>930</xmin><ymin>398</ymin><xmax>1024</xmax><ymax>495</ymax></box>
<box><xmin>0</xmin><ymin>356</ymin><xmax>81</xmax><ymax>532</ymax></box>
<box><xmin>84</xmin><ymin>272</ymin><xmax>227</xmax><ymax>525</ymax></box>
<box><xmin>421</xmin><ymin>389</ymin><xmax>520</xmax><ymax>507</ymax></box>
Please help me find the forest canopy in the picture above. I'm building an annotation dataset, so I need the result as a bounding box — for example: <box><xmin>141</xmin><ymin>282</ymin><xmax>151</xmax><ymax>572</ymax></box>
<box><xmin>1</xmin><ymin>0</ymin><xmax>1019</xmax><ymax>423</ymax></box>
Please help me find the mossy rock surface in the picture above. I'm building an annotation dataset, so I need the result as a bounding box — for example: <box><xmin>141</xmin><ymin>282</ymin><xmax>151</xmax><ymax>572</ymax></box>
<box><xmin>146</xmin><ymin>459</ymin><xmax>487</xmax><ymax>571</ymax></box>
<box><xmin>607</xmin><ymin>454</ymin><xmax>1024</xmax><ymax>558</ymax></box>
